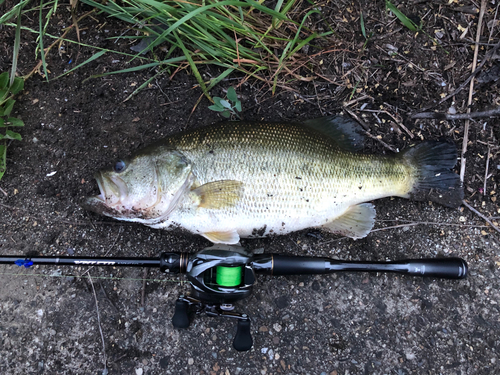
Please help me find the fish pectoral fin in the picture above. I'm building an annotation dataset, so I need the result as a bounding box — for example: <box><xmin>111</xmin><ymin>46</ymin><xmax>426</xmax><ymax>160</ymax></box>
<box><xmin>192</xmin><ymin>180</ymin><xmax>244</xmax><ymax>209</ymax></box>
<box><xmin>202</xmin><ymin>230</ymin><xmax>241</xmax><ymax>244</ymax></box>
<box><xmin>321</xmin><ymin>203</ymin><xmax>376</xmax><ymax>239</ymax></box>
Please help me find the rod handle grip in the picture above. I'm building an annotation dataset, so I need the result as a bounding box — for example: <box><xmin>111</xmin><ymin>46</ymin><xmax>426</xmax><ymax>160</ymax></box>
<box><xmin>270</xmin><ymin>255</ymin><xmax>329</xmax><ymax>275</ymax></box>
<box><xmin>405</xmin><ymin>258</ymin><xmax>468</xmax><ymax>279</ymax></box>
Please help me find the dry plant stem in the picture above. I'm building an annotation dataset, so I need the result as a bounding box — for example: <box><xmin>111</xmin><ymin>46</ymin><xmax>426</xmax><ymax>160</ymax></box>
<box><xmin>0</xmin><ymin>202</ymin><xmax>145</xmax><ymax>227</ymax></box>
<box><xmin>415</xmin><ymin>39</ymin><xmax>500</xmax><ymax>115</ymax></box>
<box><xmin>377</xmin><ymin>219</ymin><xmax>489</xmax><ymax>228</ymax></box>
<box><xmin>320</xmin><ymin>219</ymin><xmax>491</xmax><ymax>244</ymax></box>
<box><xmin>488</xmin><ymin>3</ymin><xmax>499</xmax><ymax>43</ymax></box>
<box><xmin>88</xmin><ymin>274</ymin><xmax>108</xmax><ymax>374</ymax></box>
<box><xmin>343</xmin><ymin>108</ymin><xmax>398</xmax><ymax>152</ymax></box>
<box><xmin>141</xmin><ymin>263</ymin><xmax>149</xmax><ymax>307</ymax></box>
<box><xmin>484</xmin><ymin>145</ymin><xmax>490</xmax><ymax>196</ymax></box>
<box><xmin>411</xmin><ymin>106</ymin><xmax>500</xmax><ymax>120</ymax></box>
<box><xmin>343</xmin><ymin>94</ymin><xmax>373</xmax><ymax>107</ymax></box>
<box><xmin>362</xmin><ymin>108</ymin><xmax>415</xmax><ymax>139</ymax></box>
<box><xmin>461</xmin><ymin>0</ymin><xmax>487</xmax><ymax>183</ymax></box>
<box><xmin>462</xmin><ymin>200</ymin><xmax>500</xmax><ymax>235</ymax></box>
<box><xmin>371</xmin><ymin>223</ymin><xmax>444</xmax><ymax>233</ymax></box>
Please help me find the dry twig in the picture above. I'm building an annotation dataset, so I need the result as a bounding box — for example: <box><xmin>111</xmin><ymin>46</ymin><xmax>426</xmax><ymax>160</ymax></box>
<box><xmin>484</xmin><ymin>144</ymin><xmax>491</xmax><ymax>196</ymax></box>
<box><xmin>88</xmin><ymin>274</ymin><xmax>108</xmax><ymax>374</ymax></box>
<box><xmin>413</xmin><ymin>36</ymin><xmax>500</xmax><ymax>115</ymax></box>
<box><xmin>343</xmin><ymin>108</ymin><xmax>399</xmax><ymax>152</ymax></box>
<box><xmin>141</xmin><ymin>267</ymin><xmax>148</xmax><ymax>307</ymax></box>
<box><xmin>411</xmin><ymin>106</ymin><xmax>500</xmax><ymax>120</ymax></box>
<box><xmin>462</xmin><ymin>200</ymin><xmax>500</xmax><ymax>235</ymax></box>
<box><xmin>461</xmin><ymin>0</ymin><xmax>487</xmax><ymax>183</ymax></box>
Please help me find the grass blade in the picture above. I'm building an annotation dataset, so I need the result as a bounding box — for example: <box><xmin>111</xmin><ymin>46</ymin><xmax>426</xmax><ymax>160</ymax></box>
<box><xmin>0</xmin><ymin>0</ymin><xmax>29</xmax><ymax>24</ymax></box>
<box><xmin>0</xmin><ymin>144</ymin><xmax>6</xmax><ymax>181</ymax></box>
<box><xmin>385</xmin><ymin>0</ymin><xmax>419</xmax><ymax>32</ymax></box>
<box><xmin>123</xmin><ymin>72</ymin><xmax>159</xmax><ymax>102</ymax></box>
<box><xmin>360</xmin><ymin>11</ymin><xmax>367</xmax><ymax>39</ymax></box>
<box><xmin>173</xmin><ymin>30</ymin><xmax>210</xmax><ymax>100</ymax></box>
<box><xmin>37</xmin><ymin>0</ymin><xmax>49</xmax><ymax>80</ymax></box>
<box><xmin>89</xmin><ymin>61</ymin><xmax>164</xmax><ymax>78</ymax></box>
<box><xmin>272</xmin><ymin>9</ymin><xmax>321</xmax><ymax>93</ymax></box>
<box><xmin>206</xmin><ymin>67</ymin><xmax>235</xmax><ymax>91</ymax></box>
<box><xmin>53</xmin><ymin>50</ymin><xmax>107</xmax><ymax>80</ymax></box>
<box><xmin>10</xmin><ymin>1</ymin><xmax>25</xmax><ymax>86</ymax></box>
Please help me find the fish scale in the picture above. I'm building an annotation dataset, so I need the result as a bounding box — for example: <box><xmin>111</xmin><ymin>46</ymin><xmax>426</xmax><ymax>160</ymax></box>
<box><xmin>85</xmin><ymin>116</ymin><xmax>463</xmax><ymax>244</ymax></box>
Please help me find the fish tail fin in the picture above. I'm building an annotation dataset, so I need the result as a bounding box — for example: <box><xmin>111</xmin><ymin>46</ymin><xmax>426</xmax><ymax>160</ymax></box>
<box><xmin>403</xmin><ymin>141</ymin><xmax>463</xmax><ymax>208</ymax></box>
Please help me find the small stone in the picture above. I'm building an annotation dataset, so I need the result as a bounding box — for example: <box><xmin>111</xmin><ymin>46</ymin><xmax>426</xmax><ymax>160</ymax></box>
<box><xmin>188</xmin><ymin>358</ymin><xmax>194</xmax><ymax>365</ymax></box>
<box><xmin>406</xmin><ymin>352</ymin><xmax>415</xmax><ymax>360</ymax></box>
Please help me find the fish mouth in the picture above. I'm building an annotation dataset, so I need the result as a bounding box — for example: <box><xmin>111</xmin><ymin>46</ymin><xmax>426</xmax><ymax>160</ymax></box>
<box><xmin>82</xmin><ymin>172</ymin><xmax>129</xmax><ymax>215</ymax></box>
<box><xmin>93</xmin><ymin>172</ymin><xmax>107</xmax><ymax>202</ymax></box>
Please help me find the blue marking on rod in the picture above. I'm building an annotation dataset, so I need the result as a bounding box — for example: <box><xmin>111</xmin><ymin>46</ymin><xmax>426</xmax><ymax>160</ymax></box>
<box><xmin>15</xmin><ymin>259</ymin><xmax>34</xmax><ymax>268</ymax></box>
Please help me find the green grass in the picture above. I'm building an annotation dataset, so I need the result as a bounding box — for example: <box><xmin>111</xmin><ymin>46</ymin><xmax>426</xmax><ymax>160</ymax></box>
<box><xmin>385</xmin><ymin>0</ymin><xmax>421</xmax><ymax>32</ymax></box>
<box><xmin>385</xmin><ymin>0</ymin><xmax>447</xmax><ymax>54</ymax></box>
<box><xmin>0</xmin><ymin>2</ymin><xmax>26</xmax><ymax>182</ymax></box>
<box><xmin>1</xmin><ymin>0</ymin><xmax>334</xmax><ymax>100</ymax></box>
<box><xmin>82</xmin><ymin>0</ymin><xmax>333</xmax><ymax>97</ymax></box>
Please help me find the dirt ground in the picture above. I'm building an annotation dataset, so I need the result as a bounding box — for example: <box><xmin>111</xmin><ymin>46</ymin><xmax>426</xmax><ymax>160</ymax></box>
<box><xmin>1</xmin><ymin>1</ymin><xmax>499</xmax><ymax>374</ymax></box>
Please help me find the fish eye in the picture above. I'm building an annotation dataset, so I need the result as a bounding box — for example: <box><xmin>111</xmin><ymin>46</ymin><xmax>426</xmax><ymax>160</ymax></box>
<box><xmin>113</xmin><ymin>160</ymin><xmax>126</xmax><ymax>173</ymax></box>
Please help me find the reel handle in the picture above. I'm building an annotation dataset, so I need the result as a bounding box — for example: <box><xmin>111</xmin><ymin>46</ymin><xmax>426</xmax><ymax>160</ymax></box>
<box><xmin>233</xmin><ymin>318</ymin><xmax>253</xmax><ymax>352</ymax></box>
<box><xmin>172</xmin><ymin>299</ymin><xmax>190</xmax><ymax>329</ymax></box>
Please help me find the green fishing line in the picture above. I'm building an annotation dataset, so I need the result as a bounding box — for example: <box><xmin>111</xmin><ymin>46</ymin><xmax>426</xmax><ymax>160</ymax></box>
<box><xmin>215</xmin><ymin>266</ymin><xmax>242</xmax><ymax>287</ymax></box>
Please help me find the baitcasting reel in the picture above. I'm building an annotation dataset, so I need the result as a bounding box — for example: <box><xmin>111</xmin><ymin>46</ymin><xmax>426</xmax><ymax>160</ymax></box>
<box><xmin>166</xmin><ymin>246</ymin><xmax>257</xmax><ymax>351</ymax></box>
<box><xmin>1</xmin><ymin>245</ymin><xmax>468</xmax><ymax>351</ymax></box>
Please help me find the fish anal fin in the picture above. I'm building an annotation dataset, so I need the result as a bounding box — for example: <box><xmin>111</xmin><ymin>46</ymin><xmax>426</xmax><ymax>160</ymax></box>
<box><xmin>321</xmin><ymin>203</ymin><xmax>376</xmax><ymax>239</ymax></box>
<box><xmin>192</xmin><ymin>180</ymin><xmax>244</xmax><ymax>209</ymax></box>
<box><xmin>202</xmin><ymin>230</ymin><xmax>240</xmax><ymax>244</ymax></box>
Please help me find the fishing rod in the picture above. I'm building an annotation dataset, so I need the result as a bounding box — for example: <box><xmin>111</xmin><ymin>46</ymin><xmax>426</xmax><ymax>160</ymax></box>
<box><xmin>0</xmin><ymin>245</ymin><xmax>468</xmax><ymax>351</ymax></box>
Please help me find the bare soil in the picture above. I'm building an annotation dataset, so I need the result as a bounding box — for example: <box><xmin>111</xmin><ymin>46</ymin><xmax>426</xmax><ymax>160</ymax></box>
<box><xmin>0</xmin><ymin>1</ymin><xmax>499</xmax><ymax>374</ymax></box>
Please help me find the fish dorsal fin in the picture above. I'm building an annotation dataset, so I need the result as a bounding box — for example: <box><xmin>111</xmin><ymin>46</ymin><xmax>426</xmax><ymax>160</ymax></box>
<box><xmin>303</xmin><ymin>115</ymin><xmax>365</xmax><ymax>152</ymax></box>
<box><xmin>192</xmin><ymin>180</ymin><xmax>244</xmax><ymax>209</ymax></box>
<box><xmin>202</xmin><ymin>230</ymin><xmax>241</xmax><ymax>244</ymax></box>
<box><xmin>321</xmin><ymin>203</ymin><xmax>376</xmax><ymax>239</ymax></box>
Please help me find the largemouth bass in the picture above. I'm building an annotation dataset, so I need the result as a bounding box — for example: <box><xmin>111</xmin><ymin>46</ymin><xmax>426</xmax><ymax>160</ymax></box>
<box><xmin>84</xmin><ymin>116</ymin><xmax>463</xmax><ymax>244</ymax></box>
